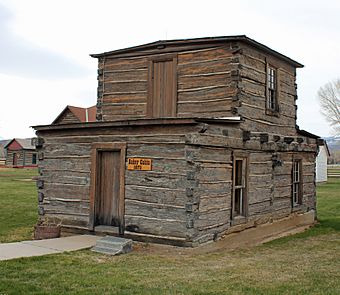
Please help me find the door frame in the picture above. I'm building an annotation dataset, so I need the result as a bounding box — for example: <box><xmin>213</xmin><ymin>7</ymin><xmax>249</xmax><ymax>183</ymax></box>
<box><xmin>89</xmin><ymin>142</ymin><xmax>126</xmax><ymax>231</ymax></box>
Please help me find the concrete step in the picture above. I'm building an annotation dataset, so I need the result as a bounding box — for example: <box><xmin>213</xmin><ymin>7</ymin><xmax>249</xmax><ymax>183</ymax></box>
<box><xmin>91</xmin><ymin>246</ymin><xmax>122</xmax><ymax>256</ymax></box>
<box><xmin>91</xmin><ymin>236</ymin><xmax>132</xmax><ymax>256</ymax></box>
<box><xmin>96</xmin><ymin>236</ymin><xmax>131</xmax><ymax>248</ymax></box>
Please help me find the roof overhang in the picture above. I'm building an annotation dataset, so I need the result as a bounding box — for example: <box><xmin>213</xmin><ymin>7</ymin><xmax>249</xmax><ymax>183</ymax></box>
<box><xmin>33</xmin><ymin>117</ymin><xmax>242</xmax><ymax>132</ymax></box>
<box><xmin>90</xmin><ymin>35</ymin><xmax>303</xmax><ymax>68</ymax></box>
<box><xmin>296</xmin><ymin>128</ymin><xmax>320</xmax><ymax>139</ymax></box>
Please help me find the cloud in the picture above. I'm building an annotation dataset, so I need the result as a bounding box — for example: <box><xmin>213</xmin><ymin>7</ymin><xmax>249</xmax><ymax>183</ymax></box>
<box><xmin>0</xmin><ymin>3</ymin><xmax>91</xmax><ymax>79</ymax></box>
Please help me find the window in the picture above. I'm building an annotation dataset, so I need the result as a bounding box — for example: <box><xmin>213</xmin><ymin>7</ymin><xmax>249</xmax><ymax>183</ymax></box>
<box><xmin>266</xmin><ymin>66</ymin><xmax>279</xmax><ymax>113</ymax></box>
<box><xmin>232</xmin><ymin>155</ymin><xmax>248</xmax><ymax>218</ymax></box>
<box><xmin>32</xmin><ymin>153</ymin><xmax>37</xmax><ymax>165</ymax></box>
<box><xmin>292</xmin><ymin>159</ymin><xmax>302</xmax><ymax>206</ymax></box>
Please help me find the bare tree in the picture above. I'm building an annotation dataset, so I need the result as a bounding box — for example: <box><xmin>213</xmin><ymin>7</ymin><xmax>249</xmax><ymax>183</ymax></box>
<box><xmin>317</xmin><ymin>80</ymin><xmax>340</xmax><ymax>134</ymax></box>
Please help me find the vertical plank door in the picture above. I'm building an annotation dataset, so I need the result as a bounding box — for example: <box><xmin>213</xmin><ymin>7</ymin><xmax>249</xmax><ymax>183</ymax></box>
<box><xmin>95</xmin><ymin>151</ymin><xmax>121</xmax><ymax>228</ymax></box>
<box><xmin>12</xmin><ymin>153</ymin><xmax>18</xmax><ymax>166</ymax></box>
<box><xmin>148</xmin><ymin>56</ymin><xmax>177</xmax><ymax>117</ymax></box>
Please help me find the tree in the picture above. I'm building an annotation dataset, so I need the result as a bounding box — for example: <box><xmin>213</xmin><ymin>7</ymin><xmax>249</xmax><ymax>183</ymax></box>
<box><xmin>317</xmin><ymin>80</ymin><xmax>340</xmax><ymax>135</ymax></box>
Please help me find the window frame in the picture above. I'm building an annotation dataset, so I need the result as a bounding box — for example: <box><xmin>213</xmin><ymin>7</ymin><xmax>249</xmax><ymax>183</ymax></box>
<box><xmin>266</xmin><ymin>63</ymin><xmax>280</xmax><ymax>115</ymax></box>
<box><xmin>231</xmin><ymin>152</ymin><xmax>249</xmax><ymax>221</ymax></box>
<box><xmin>292</xmin><ymin>158</ymin><xmax>303</xmax><ymax>206</ymax></box>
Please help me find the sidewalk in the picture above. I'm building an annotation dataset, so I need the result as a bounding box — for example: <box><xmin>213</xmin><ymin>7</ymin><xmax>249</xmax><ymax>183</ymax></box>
<box><xmin>0</xmin><ymin>235</ymin><xmax>99</xmax><ymax>261</ymax></box>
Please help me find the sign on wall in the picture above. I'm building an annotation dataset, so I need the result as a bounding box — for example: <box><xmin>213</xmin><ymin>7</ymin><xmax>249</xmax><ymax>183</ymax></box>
<box><xmin>127</xmin><ymin>158</ymin><xmax>152</xmax><ymax>171</ymax></box>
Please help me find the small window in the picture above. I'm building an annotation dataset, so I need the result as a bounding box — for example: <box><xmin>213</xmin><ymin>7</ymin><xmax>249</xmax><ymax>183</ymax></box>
<box><xmin>292</xmin><ymin>159</ymin><xmax>302</xmax><ymax>206</ymax></box>
<box><xmin>266</xmin><ymin>66</ymin><xmax>279</xmax><ymax>112</ymax></box>
<box><xmin>32</xmin><ymin>153</ymin><xmax>37</xmax><ymax>165</ymax></box>
<box><xmin>232</xmin><ymin>156</ymin><xmax>248</xmax><ymax>218</ymax></box>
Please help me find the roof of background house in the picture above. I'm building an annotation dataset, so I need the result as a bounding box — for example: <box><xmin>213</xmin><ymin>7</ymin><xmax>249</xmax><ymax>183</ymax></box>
<box><xmin>4</xmin><ymin>138</ymin><xmax>36</xmax><ymax>150</ymax></box>
<box><xmin>90</xmin><ymin>35</ymin><xmax>303</xmax><ymax>68</ymax></box>
<box><xmin>52</xmin><ymin>105</ymin><xmax>96</xmax><ymax>124</ymax></box>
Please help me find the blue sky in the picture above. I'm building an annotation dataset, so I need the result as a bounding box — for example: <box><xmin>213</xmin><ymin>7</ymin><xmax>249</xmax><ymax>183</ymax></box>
<box><xmin>0</xmin><ymin>0</ymin><xmax>339</xmax><ymax>138</ymax></box>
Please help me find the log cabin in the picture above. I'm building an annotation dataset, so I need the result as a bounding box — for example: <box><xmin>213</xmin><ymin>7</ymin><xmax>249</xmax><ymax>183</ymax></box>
<box><xmin>0</xmin><ymin>140</ymin><xmax>8</xmax><ymax>166</ymax></box>
<box><xmin>5</xmin><ymin>138</ymin><xmax>38</xmax><ymax>168</ymax></box>
<box><xmin>33</xmin><ymin>35</ymin><xmax>319</xmax><ymax>246</ymax></box>
<box><xmin>52</xmin><ymin>105</ymin><xmax>96</xmax><ymax>125</ymax></box>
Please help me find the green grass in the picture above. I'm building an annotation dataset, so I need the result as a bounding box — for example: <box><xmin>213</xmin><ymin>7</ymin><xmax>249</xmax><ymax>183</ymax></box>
<box><xmin>0</xmin><ymin>169</ymin><xmax>339</xmax><ymax>294</ymax></box>
<box><xmin>0</xmin><ymin>168</ymin><xmax>38</xmax><ymax>242</ymax></box>
<box><xmin>317</xmin><ymin>177</ymin><xmax>340</xmax><ymax>231</ymax></box>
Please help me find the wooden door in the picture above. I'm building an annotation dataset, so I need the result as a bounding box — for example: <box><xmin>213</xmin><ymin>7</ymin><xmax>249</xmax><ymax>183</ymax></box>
<box><xmin>148</xmin><ymin>55</ymin><xmax>177</xmax><ymax>117</ymax></box>
<box><xmin>12</xmin><ymin>153</ymin><xmax>18</xmax><ymax>166</ymax></box>
<box><xmin>95</xmin><ymin>150</ymin><xmax>122</xmax><ymax>229</ymax></box>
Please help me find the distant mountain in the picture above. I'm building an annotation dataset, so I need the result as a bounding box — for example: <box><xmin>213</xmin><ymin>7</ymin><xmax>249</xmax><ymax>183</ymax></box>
<box><xmin>324</xmin><ymin>135</ymin><xmax>340</xmax><ymax>152</ymax></box>
<box><xmin>0</xmin><ymin>139</ymin><xmax>10</xmax><ymax>146</ymax></box>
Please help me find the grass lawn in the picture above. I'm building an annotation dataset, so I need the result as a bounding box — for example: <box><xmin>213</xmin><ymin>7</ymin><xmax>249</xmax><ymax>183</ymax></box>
<box><xmin>0</xmin><ymin>169</ymin><xmax>339</xmax><ymax>294</ymax></box>
<box><xmin>0</xmin><ymin>168</ymin><xmax>38</xmax><ymax>243</ymax></box>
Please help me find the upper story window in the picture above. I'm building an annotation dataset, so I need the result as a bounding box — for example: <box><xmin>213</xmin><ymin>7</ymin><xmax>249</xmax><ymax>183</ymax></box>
<box><xmin>266</xmin><ymin>66</ymin><xmax>279</xmax><ymax>113</ymax></box>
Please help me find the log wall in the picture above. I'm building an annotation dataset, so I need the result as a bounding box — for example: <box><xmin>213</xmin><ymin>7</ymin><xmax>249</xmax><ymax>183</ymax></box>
<box><xmin>6</xmin><ymin>150</ymin><xmax>37</xmax><ymax>167</ymax></box>
<box><xmin>96</xmin><ymin>40</ymin><xmax>301</xmax><ymax>138</ymax></box>
<box><xmin>183</xmin><ymin>124</ymin><xmax>317</xmax><ymax>245</ymax></box>
<box><xmin>54</xmin><ymin>109</ymin><xmax>80</xmax><ymax>124</ymax></box>
<box><xmin>237</xmin><ymin>43</ymin><xmax>298</xmax><ymax>135</ymax></box>
<box><xmin>97</xmin><ymin>46</ymin><xmax>239</xmax><ymax>121</ymax></box>
<box><xmin>35</xmin><ymin>122</ymin><xmax>317</xmax><ymax>246</ymax></box>
<box><xmin>36</xmin><ymin>124</ymin><xmax>203</xmax><ymax>241</ymax></box>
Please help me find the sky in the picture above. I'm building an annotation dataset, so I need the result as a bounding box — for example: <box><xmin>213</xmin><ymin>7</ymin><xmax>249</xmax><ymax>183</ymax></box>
<box><xmin>0</xmin><ymin>0</ymin><xmax>339</xmax><ymax>139</ymax></box>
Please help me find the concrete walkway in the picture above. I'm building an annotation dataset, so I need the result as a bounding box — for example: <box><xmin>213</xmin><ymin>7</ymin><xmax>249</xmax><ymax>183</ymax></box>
<box><xmin>0</xmin><ymin>235</ymin><xmax>99</xmax><ymax>261</ymax></box>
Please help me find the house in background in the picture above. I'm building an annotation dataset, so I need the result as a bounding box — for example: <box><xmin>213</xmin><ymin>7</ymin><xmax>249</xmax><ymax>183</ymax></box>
<box><xmin>34</xmin><ymin>36</ymin><xmax>319</xmax><ymax>247</ymax></box>
<box><xmin>52</xmin><ymin>105</ymin><xmax>96</xmax><ymax>125</ymax></box>
<box><xmin>5</xmin><ymin>138</ymin><xmax>38</xmax><ymax>168</ymax></box>
<box><xmin>0</xmin><ymin>140</ymin><xmax>9</xmax><ymax>166</ymax></box>
<box><xmin>316</xmin><ymin>139</ymin><xmax>330</xmax><ymax>183</ymax></box>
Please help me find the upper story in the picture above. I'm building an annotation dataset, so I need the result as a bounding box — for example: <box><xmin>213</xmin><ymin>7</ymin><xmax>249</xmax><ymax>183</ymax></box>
<box><xmin>91</xmin><ymin>36</ymin><xmax>303</xmax><ymax>135</ymax></box>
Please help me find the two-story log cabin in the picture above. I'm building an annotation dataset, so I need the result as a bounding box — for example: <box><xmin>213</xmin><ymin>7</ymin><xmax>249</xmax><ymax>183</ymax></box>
<box><xmin>33</xmin><ymin>36</ymin><xmax>319</xmax><ymax>246</ymax></box>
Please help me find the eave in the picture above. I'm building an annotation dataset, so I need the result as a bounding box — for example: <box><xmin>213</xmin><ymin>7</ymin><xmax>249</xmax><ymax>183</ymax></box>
<box><xmin>32</xmin><ymin>117</ymin><xmax>242</xmax><ymax>132</ymax></box>
<box><xmin>90</xmin><ymin>35</ymin><xmax>303</xmax><ymax>68</ymax></box>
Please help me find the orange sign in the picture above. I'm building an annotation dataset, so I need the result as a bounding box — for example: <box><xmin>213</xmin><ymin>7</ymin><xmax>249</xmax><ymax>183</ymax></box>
<box><xmin>127</xmin><ymin>158</ymin><xmax>152</xmax><ymax>171</ymax></box>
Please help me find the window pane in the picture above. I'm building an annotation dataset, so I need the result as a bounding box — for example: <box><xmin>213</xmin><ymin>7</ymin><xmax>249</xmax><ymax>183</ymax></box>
<box><xmin>32</xmin><ymin>154</ymin><xmax>37</xmax><ymax>165</ymax></box>
<box><xmin>235</xmin><ymin>160</ymin><xmax>243</xmax><ymax>186</ymax></box>
<box><xmin>235</xmin><ymin>188</ymin><xmax>243</xmax><ymax>215</ymax></box>
<box><xmin>292</xmin><ymin>160</ymin><xmax>302</xmax><ymax>205</ymax></box>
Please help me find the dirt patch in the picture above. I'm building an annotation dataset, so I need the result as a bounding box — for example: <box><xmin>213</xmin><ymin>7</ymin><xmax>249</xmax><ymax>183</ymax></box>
<box><xmin>132</xmin><ymin>223</ymin><xmax>313</xmax><ymax>256</ymax></box>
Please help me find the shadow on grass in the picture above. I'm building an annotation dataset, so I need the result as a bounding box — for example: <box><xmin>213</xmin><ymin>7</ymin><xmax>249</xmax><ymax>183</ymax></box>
<box><xmin>318</xmin><ymin>217</ymin><xmax>340</xmax><ymax>232</ymax></box>
<box><xmin>263</xmin><ymin>217</ymin><xmax>340</xmax><ymax>248</ymax></box>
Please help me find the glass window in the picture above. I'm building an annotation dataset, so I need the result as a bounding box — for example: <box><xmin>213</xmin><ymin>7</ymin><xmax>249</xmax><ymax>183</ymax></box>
<box><xmin>267</xmin><ymin>66</ymin><xmax>278</xmax><ymax>111</ymax></box>
<box><xmin>32</xmin><ymin>153</ymin><xmax>37</xmax><ymax>165</ymax></box>
<box><xmin>292</xmin><ymin>160</ymin><xmax>302</xmax><ymax>205</ymax></box>
<box><xmin>233</xmin><ymin>157</ymin><xmax>248</xmax><ymax>217</ymax></box>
